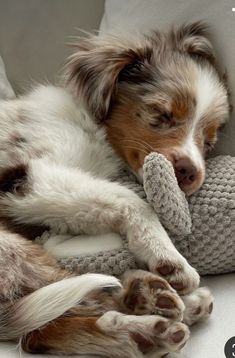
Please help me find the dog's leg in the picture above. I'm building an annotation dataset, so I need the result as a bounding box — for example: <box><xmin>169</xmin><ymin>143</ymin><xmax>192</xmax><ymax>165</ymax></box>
<box><xmin>0</xmin><ymin>159</ymin><xmax>199</xmax><ymax>294</ymax></box>
<box><xmin>21</xmin><ymin>311</ymin><xmax>189</xmax><ymax>357</ymax></box>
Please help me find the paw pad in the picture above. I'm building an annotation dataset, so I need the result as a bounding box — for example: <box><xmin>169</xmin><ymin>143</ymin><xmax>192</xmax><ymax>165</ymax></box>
<box><xmin>208</xmin><ymin>302</ymin><xmax>213</xmax><ymax>314</ymax></box>
<box><xmin>157</xmin><ymin>296</ymin><xmax>176</xmax><ymax>309</ymax></box>
<box><xmin>170</xmin><ymin>281</ymin><xmax>186</xmax><ymax>292</ymax></box>
<box><xmin>154</xmin><ymin>320</ymin><xmax>168</xmax><ymax>334</ymax></box>
<box><xmin>172</xmin><ymin>329</ymin><xmax>185</xmax><ymax>343</ymax></box>
<box><xmin>193</xmin><ymin>306</ymin><xmax>202</xmax><ymax>315</ymax></box>
<box><xmin>157</xmin><ymin>264</ymin><xmax>176</xmax><ymax>276</ymax></box>
<box><xmin>149</xmin><ymin>279</ymin><xmax>169</xmax><ymax>290</ymax></box>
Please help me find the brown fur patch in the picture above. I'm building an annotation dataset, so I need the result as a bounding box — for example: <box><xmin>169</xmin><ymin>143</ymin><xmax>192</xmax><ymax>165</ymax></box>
<box><xmin>0</xmin><ymin>164</ymin><xmax>49</xmax><ymax>239</ymax></box>
<box><xmin>205</xmin><ymin>124</ymin><xmax>219</xmax><ymax>142</ymax></box>
<box><xmin>0</xmin><ymin>215</ymin><xmax>47</xmax><ymax>240</ymax></box>
<box><xmin>171</xmin><ymin>94</ymin><xmax>196</xmax><ymax>120</ymax></box>
<box><xmin>21</xmin><ymin>316</ymin><xmax>108</xmax><ymax>355</ymax></box>
<box><xmin>0</xmin><ymin>164</ymin><xmax>28</xmax><ymax>195</ymax></box>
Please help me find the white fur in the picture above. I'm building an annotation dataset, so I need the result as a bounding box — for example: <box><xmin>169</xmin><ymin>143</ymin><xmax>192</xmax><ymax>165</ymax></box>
<box><xmin>194</xmin><ymin>66</ymin><xmax>224</xmax><ymax>121</ymax></box>
<box><xmin>181</xmin><ymin>66</ymin><xmax>212</xmax><ymax>170</ymax></box>
<box><xmin>181</xmin><ymin>135</ymin><xmax>204</xmax><ymax>171</ymax></box>
<box><xmin>177</xmin><ymin>65</ymin><xmax>226</xmax><ymax>174</ymax></box>
<box><xmin>0</xmin><ymin>273</ymin><xmax>121</xmax><ymax>340</ymax></box>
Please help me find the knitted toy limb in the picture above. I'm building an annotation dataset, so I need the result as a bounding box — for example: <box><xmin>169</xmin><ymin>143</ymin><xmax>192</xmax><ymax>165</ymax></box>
<box><xmin>143</xmin><ymin>153</ymin><xmax>192</xmax><ymax>236</ymax></box>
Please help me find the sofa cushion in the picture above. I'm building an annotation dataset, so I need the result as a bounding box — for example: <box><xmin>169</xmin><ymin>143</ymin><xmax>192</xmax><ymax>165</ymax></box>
<box><xmin>0</xmin><ymin>0</ymin><xmax>104</xmax><ymax>92</ymax></box>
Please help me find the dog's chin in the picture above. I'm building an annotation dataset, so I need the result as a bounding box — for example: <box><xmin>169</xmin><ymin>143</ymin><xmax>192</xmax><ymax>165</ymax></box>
<box><xmin>179</xmin><ymin>184</ymin><xmax>200</xmax><ymax>196</ymax></box>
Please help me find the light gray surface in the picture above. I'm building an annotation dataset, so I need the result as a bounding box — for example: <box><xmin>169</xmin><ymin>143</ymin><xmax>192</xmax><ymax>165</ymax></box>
<box><xmin>0</xmin><ymin>0</ymin><xmax>104</xmax><ymax>92</ymax></box>
<box><xmin>0</xmin><ymin>273</ymin><xmax>234</xmax><ymax>358</ymax></box>
<box><xmin>100</xmin><ymin>0</ymin><xmax>235</xmax><ymax>156</ymax></box>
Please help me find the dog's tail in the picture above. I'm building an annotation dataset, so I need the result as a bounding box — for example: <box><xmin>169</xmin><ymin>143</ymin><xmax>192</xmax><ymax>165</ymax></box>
<box><xmin>0</xmin><ymin>273</ymin><xmax>121</xmax><ymax>341</ymax></box>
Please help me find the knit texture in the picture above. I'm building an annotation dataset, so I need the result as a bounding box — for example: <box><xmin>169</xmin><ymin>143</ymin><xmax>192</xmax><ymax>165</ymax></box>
<box><xmin>38</xmin><ymin>154</ymin><xmax>235</xmax><ymax>276</ymax></box>
<box><xmin>143</xmin><ymin>153</ymin><xmax>192</xmax><ymax>236</ymax></box>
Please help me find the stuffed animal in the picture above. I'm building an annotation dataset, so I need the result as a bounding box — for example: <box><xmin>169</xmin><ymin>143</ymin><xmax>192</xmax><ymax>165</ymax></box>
<box><xmin>42</xmin><ymin>152</ymin><xmax>234</xmax><ymax>276</ymax></box>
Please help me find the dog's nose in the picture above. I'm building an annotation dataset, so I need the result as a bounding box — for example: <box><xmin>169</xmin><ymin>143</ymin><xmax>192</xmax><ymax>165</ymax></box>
<box><xmin>174</xmin><ymin>158</ymin><xmax>197</xmax><ymax>186</ymax></box>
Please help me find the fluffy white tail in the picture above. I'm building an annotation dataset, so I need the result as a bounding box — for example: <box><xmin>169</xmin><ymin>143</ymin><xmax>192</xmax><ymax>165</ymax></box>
<box><xmin>0</xmin><ymin>273</ymin><xmax>121</xmax><ymax>340</ymax></box>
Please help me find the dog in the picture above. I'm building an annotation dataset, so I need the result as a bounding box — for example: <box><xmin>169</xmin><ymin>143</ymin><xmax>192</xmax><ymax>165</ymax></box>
<box><xmin>0</xmin><ymin>22</ymin><xmax>229</xmax><ymax>357</ymax></box>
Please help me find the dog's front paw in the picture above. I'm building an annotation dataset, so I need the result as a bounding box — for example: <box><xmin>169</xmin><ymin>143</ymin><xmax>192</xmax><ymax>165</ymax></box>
<box><xmin>147</xmin><ymin>251</ymin><xmax>200</xmax><ymax>295</ymax></box>
<box><xmin>128</xmin><ymin>217</ymin><xmax>200</xmax><ymax>295</ymax></box>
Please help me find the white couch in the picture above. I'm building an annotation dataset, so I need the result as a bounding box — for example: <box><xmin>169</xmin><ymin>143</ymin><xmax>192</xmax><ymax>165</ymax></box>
<box><xmin>0</xmin><ymin>1</ymin><xmax>234</xmax><ymax>357</ymax></box>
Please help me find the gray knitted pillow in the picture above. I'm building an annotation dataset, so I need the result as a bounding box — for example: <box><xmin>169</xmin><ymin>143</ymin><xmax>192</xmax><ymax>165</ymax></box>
<box><xmin>39</xmin><ymin>154</ymin><xmax>235</xmax><ymax>276</ymax></box>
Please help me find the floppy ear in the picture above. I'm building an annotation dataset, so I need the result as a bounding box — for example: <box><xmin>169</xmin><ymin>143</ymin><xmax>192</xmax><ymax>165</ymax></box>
<box><xmin>171</xmin><ymin>21</ymin><xmax>216</xmax><ymax>64</ymax></box>
<box><xmin>65</xmin><ymin>34</ymin><xmax>153</xmax><ymax>122</ymax></box>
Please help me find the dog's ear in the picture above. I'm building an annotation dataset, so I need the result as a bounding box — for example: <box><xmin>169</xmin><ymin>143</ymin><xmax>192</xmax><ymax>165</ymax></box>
<box><xmin>65</xmin><ymin>34</ymin><xmax>153</xmax><ymax>122</ymax></box>
<box><xmin>171</xmin><ymin>21</ymin><xmax>216</xmax><ymax>64</ymax></box>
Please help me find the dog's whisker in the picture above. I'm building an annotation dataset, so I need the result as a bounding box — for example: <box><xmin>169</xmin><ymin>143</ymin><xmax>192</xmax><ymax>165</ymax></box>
<box><xmin>119</xmin><ymin>139</ymin><xmax>154</xmax><ymax>153</ymax></box>
<box><xmin>121</xmin><ymin>145</ymin><xmax>149</xmax><ymax>156</ymax></box>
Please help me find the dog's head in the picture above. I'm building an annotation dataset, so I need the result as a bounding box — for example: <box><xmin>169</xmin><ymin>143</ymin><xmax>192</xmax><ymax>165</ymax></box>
<box><xmin>66</xmin><ymin>22</ymin><xmax>230</xmax><ymax>195</ymax></box>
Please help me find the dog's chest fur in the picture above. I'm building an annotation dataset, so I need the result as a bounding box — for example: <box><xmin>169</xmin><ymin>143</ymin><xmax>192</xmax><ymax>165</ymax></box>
<box><xmin>0</xmin><ymin>85</ymin><xmax>122</xmax><ymax>179</ymax></box>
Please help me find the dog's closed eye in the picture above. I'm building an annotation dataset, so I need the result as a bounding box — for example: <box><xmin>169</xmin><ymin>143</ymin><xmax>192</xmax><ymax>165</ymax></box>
<box><xmin>149</xmin><ymin>112</ymin><xmax>174</xmax><ymax>129</ymax></box>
